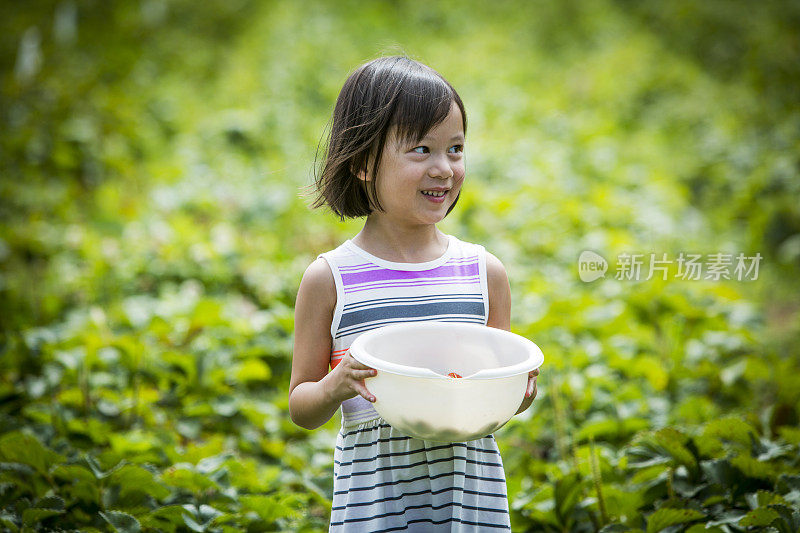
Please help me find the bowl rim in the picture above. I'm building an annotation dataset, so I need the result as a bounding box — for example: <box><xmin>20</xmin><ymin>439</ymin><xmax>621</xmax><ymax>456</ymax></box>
<box><xmin>349</xmin><ymin>322</ymin><xmax>544</xmax><ymax>379</ymax></box>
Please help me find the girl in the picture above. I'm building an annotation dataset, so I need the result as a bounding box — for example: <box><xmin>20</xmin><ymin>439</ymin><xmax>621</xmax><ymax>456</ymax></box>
<box><xmin>289</xmin><ymin>55</ymin><xmax>539</xmax><ymax>532</ymax></box>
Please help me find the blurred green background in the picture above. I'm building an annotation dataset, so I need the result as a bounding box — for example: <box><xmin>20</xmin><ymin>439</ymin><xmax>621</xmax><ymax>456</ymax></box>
<box><xmin>1</xmin><ymin>1</ymin><xmax>799</xmax><ymax>531</ymax></box>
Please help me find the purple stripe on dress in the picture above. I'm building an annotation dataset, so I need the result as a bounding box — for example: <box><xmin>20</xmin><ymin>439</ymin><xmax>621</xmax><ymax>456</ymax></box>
<box><xmin>340</xmin><ymin>396</ymin><xmax>375</xmax><ymax>421</ymax></box>
<box><xmin>344</xmin><ymin>412</ymin><xmax>380</xmax><ymax>424</ymax></box>
<box><xmin>338</xmin><ymin>262</ymin><xmax>375</xmax><ymax>272</ymax></box>
<box><xmin>341</xmin><ymin>261</ymin><xmax>478</xmax><ymax>286</ymax></box>
<box><xmin>339</xmin><ymin>255</ymin><xmax>478</xmax><ymax>273</ymax></box>
<box><xmin>344</xmin><ymin>277</ymin><xmax>481</xmax><ymax>294</ymax></box>
<box><xmin>444</xmin><ymin>256</ymin><xmax>479</xmax><ymax>263</ymax></box>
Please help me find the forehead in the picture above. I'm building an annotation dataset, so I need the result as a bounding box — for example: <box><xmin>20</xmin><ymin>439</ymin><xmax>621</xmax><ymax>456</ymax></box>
<box><xmin>423</xmin><ymin>102</ymin><xmax>464</xmax><ymax>139</ymax></box>
<box><xmin>391</xmin><ymin>102</ymin><xmax>464</xmax><ymax>145</ymax></box>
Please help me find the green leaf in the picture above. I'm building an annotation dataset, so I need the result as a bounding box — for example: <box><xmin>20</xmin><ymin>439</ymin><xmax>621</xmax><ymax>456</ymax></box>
<box><xmin>651</xmin><ymin>427</ymin><xmax>698</xmax><ymax>473</ymax></box>
<box><xmin>161</xmin><ymin>465</ymin><xmax>219</xmax><ymax>493</ymax></box>
<box><xmin>0</xmin><ymin>462</ymin><xmax>36</xmax><ymax>476</ymax></box>
<box><xmin>731</xmin><ymin>454</ymin><xmax>775</xmax><ymax>481</ymax></box>
<box><xmin>190</xmin><ymin>298</ymin><xmax>222</xmax><ymax>328</ymax></box>
<box><xmin>646</xmin><ymin>508</ymin><xmax>704</xmax><ymax>533</ymax></box>
<box><xmin>720</xmin><ymin>358</ymin><xmax>747</xmax><ymax>386</ymax></box>
<box><xmin>100</xmin><ymin>510</ymin><xmax>142</xmax><ymax>533</ymax></box>
<box><xmin>0</xmin><ymin>511</ymin><xmax>19</xmax><ymax>532</ymax></box>
<box><xmin>702</xmin><ymin>496</ymin><xmax>729</xmax><ymax>508</ymax></box>
<box><xmin>196</xmin><ymin>453</ymin><xmax>233</xmax><ymax>475</ymax></box>
<box><xmin>577</xmin><ymin>417</ymin><xmax>650</xmax><ymax>442</ymax></box>
<box><xmin>777</xmin><ymin>474</ymin><xmax>800</xmax><ymax>493</ymax></box>
<box><xmin>599</xmin><ymin>524</ymin><xmax>644</xmax><ymax>532</ymax></box>
<box><xmin>776</xmin><ymin>475</ymin><xmax>800</xmax><ymax>507</ymax></box>
<box><xmin>684</xmin><ymin>526</ymin><xmax>721</xmax><ymax>533</ymax></box>
<box><xmin>627</xmin><ymin>446</ymin><xmax>671</xmax><ymax>469</ymax></box>
<box><xmin>693</xmin><ymin>433</ymin><xmax>724</xmax><ymax>459</ymax></box>
<box><xmin>739</xmin><ymin>507</ymin><xmax>780</xmax><ymax>527</ymax></box>
<box><xmin>211</xmin><ymin>395</ymin><xmax>238</xmax><ymax>417</ymax></box>
<box><xmin>0</xmin><ymin>483</ymin><xmax>15</xmax><ymax>499</ymax></box>
<box><xmin>140</xmin><ymin>505</ymin><xmax>186</xmax><ymax>530</ymax></box>
<box><xmin>240</xmin><ymin>494</ymin><xmax>301</xmax><ymax>522</ymax></box>
<box><xmin>554</xmin><ymin>473</ymin><xmax>583</xmax><ymax>527</ymax></box>
<box><xmin>22</xmin><ymin>508</ymin><xmax>64</xmax><ymax>526</ymax></box>
<box><xmin>701</xmin><ymin>459</ymin><xmax>739</xmax><ymax>487</ymax></box>
<box><xmin>109</xmin><ymin>464</ymin><xmax>171</xmax><ymax>500</ymax></box>
<box><xmin>703</xmin><ymin>417</ymin><xmax>757</xmax><ymax>447</ymax></box>
<box><xmin>52</xmin><ymin>463</ymin><xmax>96</xmax><ymax>484</ymax></box>
<box><xmin>751</xmin><ymin>436</ymin><xmax>794</xmax><ymax>462</ymax></box>
<box><xmin>778</xmin><ymin>426</ymin><xmax>800</xmax><ymax>445</ymax></box>
<box><xmin>66</xmin><ymin>416</ymin><xmax>114</xmax><ymax>445</ymax></box>
<box><xmin>234</xmin><ymin>357</ymin><xmax>272</xmax><ymax>383</ymax></box>
<box><xmin>745</xmin><ymin>490</ymin><xmax>786</xmax><ymax>509</ymax></box>
<box><xmin>36</xmin><ymin>495</ymin><xmax>65</xmax><ymax>510</ymax></box>
<box><xmin>0</xmin><ymin>431</ymin><xmax>66</xmax><ymax>476</ymax></box>
<box><xmin>84</xmin><ymin>454</ymin><xmax>127</xmax><ymax>480</ymax></box>
<box><xmin>690</xmin><ymin>525</ymin><xmax>727</xmax><ymax>533</ymax></box>
<box><xmin>182</xmin><ymin>513</ymin><xmax>206</xmax><ymax>532</ymax></box>
<box><xmin>176</xmin><ymin>419</ymin><xmax>202</xmax><ymax>439</ymax></box>
<box><xmin>107</xmin><ymin>430</ymin><xmax>157</xmax><ymax>456</ymax></box>
<box><xmin>195</xmin><ymin>504</ymin><xmax>224</xmax><ymax>524</ymax></box>
<box><xmin>768</xmin><ymin>504</ymin><xmax>800</xmax><ymax>533</ymax></box>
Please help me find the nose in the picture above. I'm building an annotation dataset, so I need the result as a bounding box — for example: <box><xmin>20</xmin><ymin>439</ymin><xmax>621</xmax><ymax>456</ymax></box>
<box><xmin>428</xmin><ymin>153</ymin><xmax>454</xmax><ymax>180</ymax></box>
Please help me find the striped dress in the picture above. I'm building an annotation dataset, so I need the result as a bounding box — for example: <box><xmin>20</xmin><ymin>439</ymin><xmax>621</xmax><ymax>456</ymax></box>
<box><xmin>318</xmin><ymin>233</ymin><xmax>512</xmax><ymax>532</ymax></box>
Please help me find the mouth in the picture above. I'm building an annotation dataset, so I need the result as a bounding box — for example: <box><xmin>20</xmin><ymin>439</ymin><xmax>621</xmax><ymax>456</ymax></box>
<box><xmin>420</xmin><ymin>189</ymin><xmax>448</xmax><ymax>203</ymax></box>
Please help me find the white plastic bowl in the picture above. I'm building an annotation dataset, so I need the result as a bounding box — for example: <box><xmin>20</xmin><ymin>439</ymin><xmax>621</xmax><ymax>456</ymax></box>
<box><xmin>349</xmin><ymin>322</ymin><xmax>544</xmax><ymax>443</ymax></box>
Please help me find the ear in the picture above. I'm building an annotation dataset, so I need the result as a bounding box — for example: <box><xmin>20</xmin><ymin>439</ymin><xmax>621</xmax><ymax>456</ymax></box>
<box><xmin>352</xmin><ymin>163</ymin><xmax>371</xmax><ymax>182</ymax></box>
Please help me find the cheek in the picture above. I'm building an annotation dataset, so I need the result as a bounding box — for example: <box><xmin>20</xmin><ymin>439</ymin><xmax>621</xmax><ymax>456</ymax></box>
<box><xmin>453</xmin><ymin>164</ymin><xmax>466</xmax><ymax>185</ymax></box>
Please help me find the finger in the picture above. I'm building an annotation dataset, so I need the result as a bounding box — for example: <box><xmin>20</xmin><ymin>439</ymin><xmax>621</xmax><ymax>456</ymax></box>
<box><xmin>358</xmin><ymin>368</ymin><xmax>377</xmax><ymax>378</ymax></box>
<box><xmin>344</xmin><ymin>353</ymin><xmax>371</xmax><ymax>369</ymax></box>
<box><xmin>356</xmin><ymin>383</ymin><xmax>376</xmax><ymax>403</ymax></box>
<box><xmin>526</xmin><ymin>377</ymin><xmax>538</xmax><ymax>398</ymax></box>
<box><xmin>344</xmin><ymin>354</ymin><xmax>372</xmax><ymax>371</ymax></box>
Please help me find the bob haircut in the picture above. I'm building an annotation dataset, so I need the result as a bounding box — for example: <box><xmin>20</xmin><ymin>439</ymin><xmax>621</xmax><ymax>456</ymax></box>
<box><xmin>308</xmin><ymin>55</ymin><xmax>467</xmax><ymax>220</ymax></box>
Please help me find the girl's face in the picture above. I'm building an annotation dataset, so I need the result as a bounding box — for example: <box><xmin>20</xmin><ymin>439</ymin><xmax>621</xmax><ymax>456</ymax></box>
<box><xmin>361</xmin><ymin>102</ymin><xmax>465</xmax><ymax>227</ymax></box>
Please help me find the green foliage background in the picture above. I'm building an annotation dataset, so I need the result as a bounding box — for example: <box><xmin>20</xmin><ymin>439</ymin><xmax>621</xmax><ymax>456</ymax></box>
<box><xmin>1</xmin><ymin>0</ymin><xmax>799</xmax><ymax>531</ymax></box>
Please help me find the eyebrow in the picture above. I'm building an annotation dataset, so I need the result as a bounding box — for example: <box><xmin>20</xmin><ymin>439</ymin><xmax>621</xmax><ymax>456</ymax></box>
<box><xmin>421</xmin><ymin>134</ymin><xmax>465</xmax><ymax>142</ymax></box>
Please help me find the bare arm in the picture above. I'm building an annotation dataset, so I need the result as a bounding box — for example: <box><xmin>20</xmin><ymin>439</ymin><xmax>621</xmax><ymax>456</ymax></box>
<box><xmin>288</xmin><ymin>257</ymin><xmax>377</xmax><ymax>430</ymax></box>
<box><xmin>485</xmin><ymin>251</ymin><xmax>538</xmax><ymax>415</ymax></box>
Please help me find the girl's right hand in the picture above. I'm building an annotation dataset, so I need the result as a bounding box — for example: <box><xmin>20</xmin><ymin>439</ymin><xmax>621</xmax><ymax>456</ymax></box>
<box><xmin>327</xmin><ymin>350</ymin><xmax>377</xmax><ymax>404</ymax></box>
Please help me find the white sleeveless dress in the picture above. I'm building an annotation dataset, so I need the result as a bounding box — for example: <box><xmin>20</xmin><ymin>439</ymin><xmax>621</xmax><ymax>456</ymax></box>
<box><xmin>318</xmin><ymin>234</ymin><xmax>512</xmax><ymax>532</ymax></box>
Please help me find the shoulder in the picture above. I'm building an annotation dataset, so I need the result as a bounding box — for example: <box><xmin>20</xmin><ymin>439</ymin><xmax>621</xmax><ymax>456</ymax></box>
<box><xmin>297</xmin><ymin>257</ymin><xmax>336</xmax><ymax>311</ymax></box>
<box><xmin>484</xmin><ymin>251</ymin><xmax>511</xmax><ymax>330</ymax></box>
<box><xmin>450</xmin><ymin>235</ymin><xmax>508</xmax><ymax>287</ymax></box>
<box><xmin>456</xmin><ymin>237</ymin><xmax>508</xmax><ymax>288</ymax></box>
<box><xmin>485</xmin><ymin>251</ymin><xmax>509</xmax><ymax>287</ymax></box>
<box><xmin>298</xmin><ymin>257</ymin><xmax>336</xmax><ymax>305</ymax></box>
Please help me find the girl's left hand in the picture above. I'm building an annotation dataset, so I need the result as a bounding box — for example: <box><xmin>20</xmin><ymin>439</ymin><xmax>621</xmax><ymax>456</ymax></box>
<box><xmin>524</xmin><ymin>368</ymin><xmax>540</xmax><ymax>399</ymax></box>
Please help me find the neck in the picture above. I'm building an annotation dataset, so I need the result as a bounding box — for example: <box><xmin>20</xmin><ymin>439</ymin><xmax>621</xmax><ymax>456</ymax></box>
<box><xmin>352</xmin><ymin>217</ymin><xmax>447</xmax><ymax>263</ymax></box>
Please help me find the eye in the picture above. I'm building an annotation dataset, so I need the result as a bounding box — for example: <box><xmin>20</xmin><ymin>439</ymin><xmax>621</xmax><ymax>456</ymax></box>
<box><xmin>412</xmin><ymin>146</ymin><xmax>429</xmax><ymax>154</ymax></box>
<box><xmin>448</xmin><ymin>144</ymin><xmax>464</xmax><ymax>154</ymax></box>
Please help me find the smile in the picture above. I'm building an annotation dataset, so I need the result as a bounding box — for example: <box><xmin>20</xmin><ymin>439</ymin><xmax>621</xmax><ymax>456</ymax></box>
<box><xmin>421</xmin><ymin>190</ymin><xmax>447</xmax><ymax>203</ymax></box>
